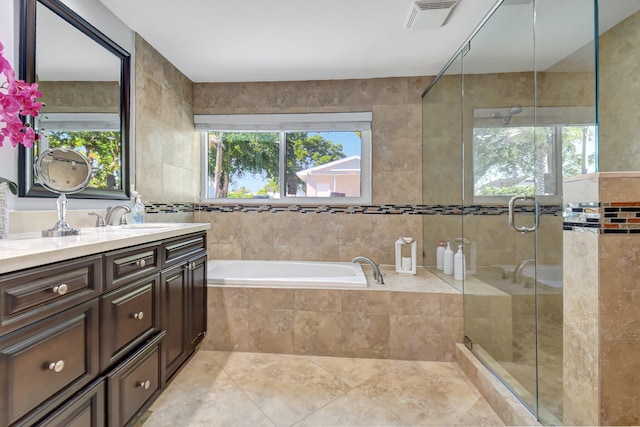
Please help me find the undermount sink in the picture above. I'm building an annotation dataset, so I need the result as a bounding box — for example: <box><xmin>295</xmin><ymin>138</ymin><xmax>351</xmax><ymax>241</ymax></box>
<box><xmin>121</xmin><ymin>223</ymin><xmax>186</xmax><ymax>229</ymax></box>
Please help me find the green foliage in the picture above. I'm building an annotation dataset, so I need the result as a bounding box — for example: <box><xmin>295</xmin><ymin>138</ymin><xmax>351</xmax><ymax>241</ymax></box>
<box><xmin>476</xmin><ymin>185</ymin><xmax>534</xmax><ymax>196</ymax></box>
<box><xmin>0</xmin><ymin>177</ymin><xmax>18</xmax><ymax>195</ymax></box>
<box><xmin>227</xmin><ymin>187</ymin><xmax>254</xmax><ymax>199</ymax></box>
<box><xmin>208</xmin><ymin>131</ymin><xmax>347</xmax><ymax>198</ymax></box>
<box><xmin>473</xmin><ymin>125</ymin><xmax>590</xmax><ymax>196</ymax></box>
<box><xmin>47</xmin><ymin>131</ymin><xmax>121</xmax><ymax>189</ymax></box>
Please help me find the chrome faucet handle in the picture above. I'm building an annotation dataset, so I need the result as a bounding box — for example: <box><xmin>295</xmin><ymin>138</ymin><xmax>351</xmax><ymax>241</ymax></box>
<box><xmin>88</xmin><ymin>212</ymin><xmax>106</xmax><ymax>227</ymax></box>
<box><xmin>119</xmin><ymin>215</ymin><xmax>129</xmax><ymax>225</ymax></box>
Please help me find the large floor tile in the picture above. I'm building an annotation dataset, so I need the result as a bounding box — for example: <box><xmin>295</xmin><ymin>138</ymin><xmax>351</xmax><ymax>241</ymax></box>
<box><xmin>143</xmin><ymin>351</ymin><xmax>505</xmax><ymax>427</ymax></box>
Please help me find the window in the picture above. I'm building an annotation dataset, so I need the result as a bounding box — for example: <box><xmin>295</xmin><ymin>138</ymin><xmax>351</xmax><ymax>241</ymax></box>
<box><xmin>472</xmin><ymin>107</ymin><xmax>596</xmax><ymax>199</ymax></box>
<box><xmin>196</xmin><ymin>113</ymin><xmax>372</xmax><ymax>203</ymax></box>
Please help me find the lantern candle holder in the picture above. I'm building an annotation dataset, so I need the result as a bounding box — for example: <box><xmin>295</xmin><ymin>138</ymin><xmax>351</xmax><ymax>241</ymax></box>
<box><xmin>395</xmin><ymin>236</ymin><xmax>417</xmax><ymax>275</ymax></box>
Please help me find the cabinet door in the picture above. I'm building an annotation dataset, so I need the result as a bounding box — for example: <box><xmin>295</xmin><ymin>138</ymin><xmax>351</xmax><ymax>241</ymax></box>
<box><xmin>35</xmin><ymin>378</ymin><xmax>105</xmax><ymax>427</ymax></box>
<box><xmin>160</xmin><ymin>264</ymin><xmax>188</xmax><ymax>381</ymax></box>
<box><xmin>187</xmin><ymin>254</ymin><xmax>207</xmax><ymax>349</ymax></box>
<box><xmin>100</xmin><ymin>275</ymin><xmax>160</xmax><ymax>371</ymax></box>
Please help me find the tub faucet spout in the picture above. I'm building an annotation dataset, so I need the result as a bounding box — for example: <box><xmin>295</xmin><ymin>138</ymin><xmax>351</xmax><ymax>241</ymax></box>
<box><xmin>513</xmin><ymin>258</ymin><xmax>535</xmax><ymax>283</ymax></box>
<box><xmin>352</xmin><ymin>256</ymin><xmax>385</xmax><ymax>284</ymax></box>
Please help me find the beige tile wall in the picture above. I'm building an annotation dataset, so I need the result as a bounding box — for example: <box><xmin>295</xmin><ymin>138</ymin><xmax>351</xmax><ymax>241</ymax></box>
<box><xmin>192</xmin><ymin>76</ymin><xmax>432</xmax><ymax>263</ymax></box>
<box><xmin>563</xmin><ymin>173</ymin><xmax>640</xmax><ymax>426</ymax></box>
<box><xmin>203</xmin><ymin>286</ymin><xmax>463</xmax><ymax>361</ymax></box>
<box><xmin>599</xmin><ymin>9</ymin><xmax>640</xmax><ymax>172</ymax></box>
<box><xmin>135</xmin><ymin>35</ymin><xmax>200</xmax><ymax>203</ymax></box>
<box><xmin>194</xmin><ymin>210</ymin><xmax>422</xmax><ymax>265</ymax></box>
<box><xmin>38</xmin><ymin>81</ymin><xmax>120</xmax><ymax>113</ymax></box>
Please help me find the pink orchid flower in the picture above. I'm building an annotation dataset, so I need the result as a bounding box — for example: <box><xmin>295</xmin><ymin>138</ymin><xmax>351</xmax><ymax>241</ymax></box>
<box><xmin>0</xmin><ymin>41</ymin><xmax>44</xmax><ymax>148</ymax></box>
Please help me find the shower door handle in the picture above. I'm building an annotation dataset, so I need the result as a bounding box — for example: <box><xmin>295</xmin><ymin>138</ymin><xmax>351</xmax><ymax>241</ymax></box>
<box><xmin>508</xmin><ymin>194</ymin><xmax>539</xmax><ymax>234</ymax></box>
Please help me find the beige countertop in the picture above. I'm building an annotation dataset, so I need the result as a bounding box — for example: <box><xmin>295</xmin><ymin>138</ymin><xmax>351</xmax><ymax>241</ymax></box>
<box><xmin>0</xmin><ymin>223</ymin><xmax>211</xmax><ymax>275</ymax></box>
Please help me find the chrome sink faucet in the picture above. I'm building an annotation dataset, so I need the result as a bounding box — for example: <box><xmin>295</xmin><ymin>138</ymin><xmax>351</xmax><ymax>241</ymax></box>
<box><xmin>105</xmin><ymin>205</ymin><xmax>131</xmax><ymax>225</ymax></box>
<box><xmin>89</xmin><ymin>205</ymin><xmax>132</xmax><ymax>227</ymax></box>
<box><xmin>352</xmin><ymin>256</ymin><xmax>385</xmax><ymax>284</ymax></box>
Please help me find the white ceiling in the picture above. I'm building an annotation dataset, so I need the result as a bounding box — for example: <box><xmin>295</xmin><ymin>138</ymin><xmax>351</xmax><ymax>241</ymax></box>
<box><xmin>96</xmin><ymin>0</ymin><xmax>498</xmax><ymax>83</ymax></box>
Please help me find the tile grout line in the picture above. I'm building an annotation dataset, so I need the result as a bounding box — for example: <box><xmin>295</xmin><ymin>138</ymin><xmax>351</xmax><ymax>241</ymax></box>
<box><xmin>209</xmin><ymin>353</ymin><xmax>280</xmax><ymax>427</ymax></box>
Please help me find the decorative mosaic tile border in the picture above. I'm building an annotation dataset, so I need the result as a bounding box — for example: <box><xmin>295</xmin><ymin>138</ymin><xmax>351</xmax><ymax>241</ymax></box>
<box><xmin>147</xmin><ymin>202</ymin><xmax>563</xmax><ymax>216</ymax></box>
<box><xmin>563</xmin><ymin>202</ymin><xmax>640</xmax><ymax>234</ymax></box>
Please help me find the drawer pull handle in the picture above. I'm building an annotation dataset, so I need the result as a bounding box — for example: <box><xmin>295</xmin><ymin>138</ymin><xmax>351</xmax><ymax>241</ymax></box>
<box><xmin>136</xmin><ymin>259</ymin><xmax>146</xmax><ymax>268</ymax></box>
<box><xmin>48</xmin><ymin>360</ymin><xmax>65</xmax><ymax>373</ymax></box>
<box><xmin>132</xmin><ymin>311</ymin><xmax>144</xmax><ymax>320</ymax></box>
<box><xmin>138</xmin><ymin>380</ymin><xmax>151</xmax><ymax>390</ymax></box>
<box><xmin>52</xmin><ymin>284</ymin><xmax>68</xmax><ymax>295</ymax></box>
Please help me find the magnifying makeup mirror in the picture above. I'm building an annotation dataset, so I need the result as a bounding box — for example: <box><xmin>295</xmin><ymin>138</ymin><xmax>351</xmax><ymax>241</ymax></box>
<box><xmin>34</xmin><ymin>147</ymin><xmax>92</xmax><ymax>236</ymax></box>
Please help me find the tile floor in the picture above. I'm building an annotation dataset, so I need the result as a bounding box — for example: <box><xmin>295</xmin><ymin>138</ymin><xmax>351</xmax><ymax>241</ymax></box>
<box><xmin>142</xmin><ymin>350</ymin><xmax>505</xmax><ymax>427</ymax></box>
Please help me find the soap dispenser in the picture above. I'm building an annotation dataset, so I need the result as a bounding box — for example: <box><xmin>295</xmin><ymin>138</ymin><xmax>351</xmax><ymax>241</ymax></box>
<box><xmin>436</xmin><ymin>240</ymin><xmax>445</xmax><ymax>270</ymax></box>
<box><xmin>443</xmin><ymin>242</ymin><xmax>454</xmax><ymax>275</ymax></box>
<box><xmin>133</xmin><ymin>194</ymin><xmax>146</xmax><ymax>224</ymax></box>
<box><xmin>454</xmin><ymin>245</ymin><xmax>466</xmax><ymax>281</ymax></box>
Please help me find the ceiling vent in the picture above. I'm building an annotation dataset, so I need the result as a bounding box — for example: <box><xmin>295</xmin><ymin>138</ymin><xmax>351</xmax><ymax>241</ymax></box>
<box><xmin>404</xmin><ymin>0</ymin><xmax>459</xmax><ymax>30</ymax></box>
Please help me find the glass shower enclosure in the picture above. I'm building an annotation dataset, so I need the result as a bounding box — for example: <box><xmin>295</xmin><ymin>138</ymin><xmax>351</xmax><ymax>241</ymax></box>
<box><xmin>418</xmin><ymin>0</ymin><xmax>640</xmax><ymax>424</ymax></box>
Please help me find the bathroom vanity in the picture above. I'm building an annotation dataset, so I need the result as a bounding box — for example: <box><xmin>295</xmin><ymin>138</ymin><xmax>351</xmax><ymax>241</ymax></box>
<box><xmin>0</xmin><ymin>223</ymin><xmax>209</xmax><ymax>426</ymax></box>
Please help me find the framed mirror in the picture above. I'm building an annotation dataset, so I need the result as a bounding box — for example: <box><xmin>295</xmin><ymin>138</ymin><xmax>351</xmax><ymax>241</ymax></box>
<box><xmin>18</xmin><ymin>0</ymin><xmax>131</xmax><ymax>200</ymax></box>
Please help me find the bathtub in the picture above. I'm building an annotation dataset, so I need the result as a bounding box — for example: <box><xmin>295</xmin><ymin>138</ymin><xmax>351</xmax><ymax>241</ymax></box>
<box><xmin>207</xmin><ymin>259</ymin><xmax>368</xmax><ymax>288</ymax></box>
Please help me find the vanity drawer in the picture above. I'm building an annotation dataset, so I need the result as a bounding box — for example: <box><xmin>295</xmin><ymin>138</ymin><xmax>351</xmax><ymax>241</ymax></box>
<box><xmin>0</xmin><ymin>299</ymin><xmax>99</xmax><ymax>427</ymax></box>
<box><xmin>107</xmin><ymin>332</ymin><xmax>165</xmax><ymax>427</ymax></box>
<box><xmin>0</xmin><ymin>255</ymin><xmax>102</xmax><ymax>335</ymax></box>
<box><xmin>105</xmin><ymin>243</ymin><xmax>160</xmax><ymax>291</ymax></box>
<box><xmin>162</xmin><ymin>233</ymin><xmax>206</xmax><ymax>268</ymax></box>
<box><xmin>100</xmin><ymin>274</ymin><xmax>160</xmax><ymax>371</ymax></box>
<box><xmin>34</xmin><ymin>378</ymin><xmax>105</xmax><ymax>427</ymax></box>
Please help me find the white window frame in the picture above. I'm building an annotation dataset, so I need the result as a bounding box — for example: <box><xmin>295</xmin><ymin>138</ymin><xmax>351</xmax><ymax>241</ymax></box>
<box><xmin>196</xmin><ymin>112</ymin><xmax>372</xmax><ymax>204</ymax></box>
<box><xmin>471</xmin><ymin>106</ymin><xmax>596</xmax><ymax>204</ymax></box>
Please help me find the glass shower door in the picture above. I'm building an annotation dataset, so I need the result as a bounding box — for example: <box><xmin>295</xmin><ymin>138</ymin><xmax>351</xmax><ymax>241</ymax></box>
<box><xmin>460</xmin><ymin>0</ymin><xmax>539</xmax><ymax>416</ymax></box>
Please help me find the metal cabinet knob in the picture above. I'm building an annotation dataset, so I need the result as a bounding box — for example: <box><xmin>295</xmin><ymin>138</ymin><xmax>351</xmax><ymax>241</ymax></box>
<box><xmin>48</xmin><ymin>360</ymin><xmax>65</xmax><ymax>372</ymax></box>
<box><xmin>52</xmin><ymin>284</ymin><xmax>68</xmax><ymax>295</ymax></box>
<box><xmin>132</xmin><ymin>311</ymin><xmax>144</xmax><ymax>320</ymax></box>
<box><xmin>136</xmin><ymin>259</ymin><xmax>146</xmax><ymax>268</ymax></box>
<box><xmin>138</xmin><ymin>380</ymin><xmax>150</xmax><ymax>390</ymax></box>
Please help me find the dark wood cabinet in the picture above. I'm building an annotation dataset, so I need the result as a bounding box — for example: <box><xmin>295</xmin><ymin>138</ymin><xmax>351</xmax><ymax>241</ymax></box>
<box><xmin>106</xmin><ymin>333</ymin><xmax>164</xmax><ymax>427</ymax></box>
<box><xmin>34</xmin><ymin>379</ymin><xmax>105</xmax><ymax>427</ymax></box>
<box><xmin>0</xmin><ymin>255</ymin><xmax>102</xmax><ymax>335</ymax></box>
<box><xmin>104</xmin><ymin>243</ymin><xmax>160</xmax><ymax>292</ymax></box>
<box><xmin>160</xmin><ymin>233</ymin><xmax>207</xmax><ymax>382</ymax></box>
<box><xmin>187</xmin><ymin>253</ymin><xmax>207</xmax><ymax>349</ymax></box>
<box><xmin>100</xmin><ymin>275</ymin><xmax>160</xmax><ymax>371</ymax></box>
<box><xmin>160</xmin><ymin>264</ymin><xmax>188</xmax><ymax>381</ymax></box>
<box><xmin>0</xmin><ymin>230</ymin><xmax>207</xmax><ymax>427</ymax></box>
<box><xmin>0</xmin><ymin>300</ymin><xmax>100</xmax><ymax>427</ymax></box>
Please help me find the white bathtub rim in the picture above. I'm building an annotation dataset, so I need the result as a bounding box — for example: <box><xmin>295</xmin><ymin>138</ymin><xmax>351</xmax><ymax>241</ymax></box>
<box><xmin>207</xmin><ymin>259</ymin><xmax>368</xmax><ymax>289</ymax></box>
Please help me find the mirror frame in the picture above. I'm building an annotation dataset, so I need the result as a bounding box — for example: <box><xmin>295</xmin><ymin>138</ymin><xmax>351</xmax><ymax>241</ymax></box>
<box><xmin>18</xmin><ymin>0</ymin><xmax>131</xmax><ymax>200</ymax></box>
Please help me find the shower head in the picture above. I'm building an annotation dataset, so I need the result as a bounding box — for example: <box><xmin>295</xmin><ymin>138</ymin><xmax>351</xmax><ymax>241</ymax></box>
<box><xmin>509</xmin><ymin>106</ymin><xmax>523</xmax><ymax>115</ymax></box>
<box><xmin>491</xmin><ymin>106</ymin><xmax>523</xmax><ymax>126</ymax></box>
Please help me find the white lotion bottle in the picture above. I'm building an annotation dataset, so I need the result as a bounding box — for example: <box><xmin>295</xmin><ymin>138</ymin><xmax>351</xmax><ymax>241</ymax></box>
<box><xmin>454</xmin><ymin>246</ymin><xmax>466</xmax><ymax>280</ymax></box>
<box><xmin>443</xmin><ymin>242</ymin><xmax>454</xmax><ymax>275</ymax></box>
<box><xmin>436</xmin><ymin>240</ymin><xmax>445</xmax><ymax>270</ymax></box>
